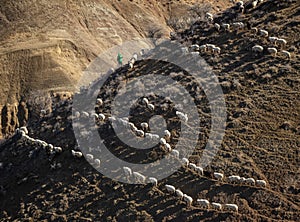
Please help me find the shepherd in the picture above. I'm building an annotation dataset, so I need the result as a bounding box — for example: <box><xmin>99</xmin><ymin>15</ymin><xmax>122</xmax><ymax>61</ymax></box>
<box><xmin>117</xmin><ymin>52</ymin><xmax>123</xmax><ymax>66</ymax></box>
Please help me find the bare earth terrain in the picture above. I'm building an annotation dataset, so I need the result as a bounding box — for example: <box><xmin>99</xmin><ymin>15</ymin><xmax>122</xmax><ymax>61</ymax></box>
<box><xmin>0</xmin><ymin>0</ymin><xmax>299</xmax><ymax>221</ymax></box>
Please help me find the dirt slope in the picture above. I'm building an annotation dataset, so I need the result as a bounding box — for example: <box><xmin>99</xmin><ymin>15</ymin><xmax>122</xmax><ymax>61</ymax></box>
<box><xmin>0</xmin><ymin>0</ymin><xmax>299</xmax><ymax>221</ymax></box>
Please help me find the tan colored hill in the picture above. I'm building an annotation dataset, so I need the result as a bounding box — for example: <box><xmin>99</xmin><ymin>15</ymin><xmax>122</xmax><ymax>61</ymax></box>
<box><xmin>0</xmin><ymin>0</ymin><xmax>233</xmax><ymax>138</ymax></box>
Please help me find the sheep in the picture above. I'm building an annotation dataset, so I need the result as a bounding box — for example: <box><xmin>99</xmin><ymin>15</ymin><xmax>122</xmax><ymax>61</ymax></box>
<box><xmin>213</xmin><ymin>46</ymin><xmax>221</xmax><ymax>55</ymax></box>
<box><xmin>213</xmin><ymin>172</ymin><xmax>224</xmax><ymax>181</ymax></box>
<box><xmin>132</xmin><ymin>53</ymin><xmax>138</xmax><ymax>61</ymax></box>
<box><xmin>175</xmin><ymin>189</ymin><xmax>184</xmax><ymax>199</ymax></box>
<box><xmin>277</xmin><ymin>38</ymin><xmax>287</xmax><ymax>48</ymax></box>
<box><xmin>176</xmin><ymin>111</ymin><xmax>188</xmax><ymax>122</ymax></box>
<box><xmin>211</xmin><ymin>202</ymin><xmax>222</xmax><ymax>211</ymax></box>
<box><xmin>205</xmin><ymin>13</ymin><xmax>213</xmax><ymax>22</ymax></box>
<box><xmin>237</xmin><ymin>1</ymin><xmax>244</xmax><ymax>6</ymax></box>
<box><xmin>129</xmin><ymin>62</ymin><xmax>134</xmax><ymax>69</ymax></box>
<box><xmin>141</xmin><ymin>122</ymin><xmax>149</xmax><ymax>131</ymax></box>
<box><xmin>195</xmin><ymin>166</ymin><xmax>204</xmax><ymax>175</ymax></box>
<box><xmin>252</xmin><ymin>0</ymin><xmax>258</xmax><ymax>8</ymax></box>
<box><xmin>160</xmin><ymin>138</ymin><xmax>167</xmax><ymax>145</ymax></box>
<box><xmin>142</xmin><ymin>97</ymin><xmax>149</xmax><ymax>105</ymax></box>
<box><xmin>214</xmin><ymin>23</ymin><xmax>220</xmax><ymax>31</ymax></box>
<box><xmin>98</xmin><ymin>113</ymin><xmax>105</xmax><ymax>121</ymax></box>
<box><xmin>245</xmin><ymin>178</ymin><xmax>256</xmax><ymax>186</ymax></box>
<box><xmin>145</xmin><ymin>133</ymin><xmax>160</xmax><ymax>141</ymax></box>
<box><xmin>281</xmin><ymin>50</ymin><xmax>291</xmax><ymax>59</ymax></box>
<box><xmin>223</xmin><ymin>204</ymin><xmax>238</xmax><ymax>212</ymax></box>
<box><xmin>81</xmin><ymin>111</ymin><xmax>90</xmax><ymax>118</ymax></box>
<box><xmin>135</xmin><ymin>129</ymin><xmax>145</xmax><ymax>137</ymax></box>
<box><xmin>252</xmin><ymin>45</ymin><xmax>264</xmax><ymax>53</ymax></box>
<box><xmin>251</xmin><ymin>27</ymin><xmax>258</xmax><ymax>34</ymax></box>
<box><xmin>256</xmin><ymin>179</ymin><xmax>267</xmax><ymax>187</ymax></box>
<box><xmin>94</xmin><ymin>159</ymin><xmax>101</xmax><ymax>167</ymax></box>
<box><xmin>190</xmin><ymin>44</ymin><xmax>200</xmax><ymax>52</ymax></box>
<box><xmin>164</xmin><ymin>130</ymin><xmax>171</xmax><ymax>140</ymax></box>
<box><xmin>123</xmin><ymin>166</ymin><xmax>132</xmax><ymax>177</ymax></box>
<box><xmin>221</xmin><ymin>23</ymin><xmax>230</xmax><ymax>32</ymax></box>
<box><xmin>74</xmin><ymin>111</ymin><xmax>80</xmax><ymax>119</ymax></box>
<box><xmin>54</xmin><ymin>147</ymin><xmax>63</xmax><ymax>153</ymax></box>
<box><xmin>197</xmin><ymin>199</ymin><xmax>210</xmax><ymax>209</ymax></box>
<box><xmin>71</xmin><ymin>150</ymin><xmax>83</xmax><ymax>158</ymax></box>
<box><xmin>96</xmin><ymin>98</ymin><xmax>103</xmax><ymax>106</ymax></box>
<box><xmin>164</xmin><ymin>143</ymin><xmax>172</xmax><ymax>152</ymax></box>
<box><xmin>20</xmin><ymin>126</ymin><xmax>28</xmax><ymax>135</ymax></box>
<box><xmin>86</xmin><ymin>154</ymin><xmax>94</xmax><ymax>161</ymax></box>
<box><xmin>189</xmin><ymin>163</ymin><xmax>197</xmax><ymax>171</ymax></box>
<box><xmin>133</xmin><ymin>172</ymin><xmax>146</xmax><ymax>183</ymax></box>
<box><xmin>199</xmin><ymin>44</ymin><xmax>207</xmax><ymax>53</ymax></box>
<box><xmin>259</xmin><ymin>29</ymin><xmax>268</xmax><ymax>38</ymax></box>
<box><xmin>268</xmin><ymin>36</ymin><xmax>278</xmax><ymax>45</ymax></box>
<box><xmin>147</xmin><ymin>103</ymin><xmax>155</xmax><ymax>111</ymax></box>
<box><xmin>267</xmin><ymin>47</ymin><xmax>278</xmax><ymax>56</ymax></box>
<box><xmin>228</xmin><ymin>175</ymin><xmax>241</xmax><ymax>184</ymax></box>
<box><xmin>183</xmin><ymin>194</ymin><xmax>193</xmax><ymax>207</ymax></box>
<box><xmin>165</xmin><ymin>184</ymin><xmax>176</xmax><ymax>193</ymax></box>
<box><xmin>206</xmin><ymin>44</ymin><xmax>216</xmax><ymax>53</ymax></box>
<box><xmin>148</xmin><ymin>177</ymin><xmax>158</xmax><ymax>186</ymax></box>
<box><xmin>182</xmin><ymin>158</ymin><xmax>189</xmax><ymax>166</ymax></box>
<box><xmin>171</xmin><ymin>149</ymin><xmax>180</xmax><ymax>158</ymax></box>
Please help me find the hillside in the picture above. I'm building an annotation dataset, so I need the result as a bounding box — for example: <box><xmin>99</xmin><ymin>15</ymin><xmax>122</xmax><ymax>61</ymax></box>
<box><xmin>0</xmin><ymin>0</ymin><xmax>300</xmax><ymax>221</ymax></box>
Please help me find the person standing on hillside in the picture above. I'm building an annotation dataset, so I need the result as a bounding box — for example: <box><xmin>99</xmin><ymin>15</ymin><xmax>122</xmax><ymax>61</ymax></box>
<box><xmin>117</xmin><ymin>52</ymin><xmax>123</xmax><ymax>67</ymax></box>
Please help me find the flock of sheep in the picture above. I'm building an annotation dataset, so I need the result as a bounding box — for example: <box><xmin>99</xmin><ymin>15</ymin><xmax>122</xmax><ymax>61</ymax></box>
<box><xmin>181</xmin><ymin>0</ymin><xmax>292</xmax><ymax>60</ymax></box>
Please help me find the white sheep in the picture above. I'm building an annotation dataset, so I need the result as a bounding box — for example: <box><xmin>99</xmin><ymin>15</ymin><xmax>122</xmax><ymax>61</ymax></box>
<box><xmin>228</xmin><ymin>175</ymin><xmax>241</xmax><ymax>184</ymax></box>
<box><xmin>94</xmin><ymin>159</ymin><xmax>101</xmax><ymax>167</ymax></box>
<box><xmin>141</xmin><ymin>122</ymin><xmax>149</xmax><ymax>131</ymax></box>
<box><xmin>132</xmin><ymin>53</ymin><xmax>138</xmax><ymax>61</ymax></box>
<box><xmin>245</xmin><ymin>178</ymin><xmax>255</xmax><ymax>186</ymax></box>
<box><xmin>267</xmin><ymin>47</ymin><xmax>278</xmax><ymax>56</ymax></box>
<box><xmin>222</xmin><ymin>23</ymin><xmax>230</xmax><ymax>32</ymax></box>
<box><xmin>211</xmin><ymin>202</ymin><xmax>222</xmax><ymax>211</ymax></box>
<box><xmin>197</xmin><ymin>199</ymin><xmax>210</xmax><ymax>209</ymax></box>
<box><xmin>147</xmin><ymin>103</ymin><xmax>155</xmax><ymax>111</ymax></box>
<box><xmin>142</xmin><ymin>97</ymin><xmax>149</xmax><ymax>105</ymax></box>
<box><xmin>277</xmin><ymin>38</ymin><xmax>287</xmax><ymax>48</ymax></box>
<box><xmin>54</xmin><ymin>147</ymin><xmax>63</xmax><ymax>153</ymax></box>
<box><xmin>195</xmin><ymin>166</ymin><xmax>204</xmax><ymax>175</ymax></box>
<box><xmin>268</xmin><ymin>36</ymin><xmax>278</xmax><ymax>45</ymax></box>
<box><xmin>81</xmin><ymin>111</ymin><xmax>90</xmax><ymax>118</ymax></box>
<box><xmin>164</xmin><ymin>143</ymin><xmax>172</xmax><ymax>152</ymax></box>
<box><xmin>251</xmin><ymin>27</ymin><xmax>258</xmax><ymax>34</ymax></box>
<box><xmin>199</xmin><ymin>44</ymin><xmax>207</xmax><ymax>53</ymax></box>
<box><xmin>259</xmin><ymin>29</ymin><xmax>268</xmax><ymax>38</ymax></box>
<box><xmin>252</xmin><ymin>45</ymin><xmax>264</xmax><ymax>53</ymax></box>
<box><xmin>183</xmin><ymin>194</ymin><xmax>193</xmax><ymax>207</ymax></box>
<box><xmin>237</xmin><ymin>1</ymin><xmax>244</xmax><ymax>6</ymax></box>
<box><xmin>20</xmin><ymin>126</ymin><xmax>28</xmax><ymax>135</ymax></box>
<box><xmin>281</xmin><ymin>50</ymin><xmax>291</xmax><ymax>59</ymax></box>
<box><xmin>223</xmin><ymin>204</ymin><xmax>238</xmax><ymax>212</ymax></box>
<box><xmin>252</xmin><ymin>0</ymin><xmax>258</xmax><ymax>8</ymax></box>
<box><xmin>214</xmin><ymin>23</ymin><xmax>220</xmax><ymax>31</ymax></box>
<box><xmin>190</xmin><ymin>44</ymin><xmax>200</xmax><ymax>52</ymax></box>
<box><xmin>189</xmin><ymin>163</ymin><xmax>197</xmax><ymax>171</ymax></box>
<box><xmin>96</xmin><ymin>98</ymin><xmax>103</xmax><ymax>106</ymax></box>
<box><xmin>86</xmin><ymin>154</ymin><xmax>94</xmax><ymax>161</ymax></box>
<box><xmin>182</xmin><ymin>158</ymin><xmax>189</xmax><ymax>166</ymax></box>
<box><xmin>123</xmin><ymin>166</ymin><xmax>132</xmax><ymax>177</ymax></box>
<box><xmin>148</xmin><ymin>177</ymin><xmax>158</xmax><ymax>186</ymax></box>
<box><xmin>145</xmin><ymin>133</ymin><xmax>160</xmax><ymax>141</ymax></box>
<box><xmin>135</xmin><ymin>129</ymin><xmax>145</xmax><ymax>137</ymax></box>
<box><xmin>213</xmin><ymin>46</ymin><xmax>221</xmax><ymax>55</ymax></box>
<box><xmin>160</xmin><ymin>138</ymin><xmax>167</xmax><ymax>145</ymax></box>
<box><xmin>213</xmin><ymin>172</ymin><xmax>224</xmax><ymax>181</ymax></box>
<box><xmin>176</xmin><ymin>111</ymin><xmax>188</xmax><ymax>122</ymax></box>
<box><xmin>171</xmin><ymin>149</ymin><xmax>180</xmax><ymax>158</ymax></box>
<box><xmin>175</xmin><ymin>189</ymin><xmax>184</xmax><ymax>199</ymax></box>
<box><xmin>164</xmin><ymin>130</ymin><xmax>171</xmax><ymax>140</ymax></box>
<box><xmin>71</xmin><ymin>150</ymin><xmax>83</xmax><ymax>158</ymax></box>
<box><xmin>206</xmin><ymin>44</ymin><xmax>216</xmax><ymax>53</ymax></box>
<box><xmin>165</xmin><ymin>184</ymin><xmax>176</xmax><ymax>193</ymax></box>
<box><xmin>98</xmin><ymin>113</ymin><xmax>105</xmax><ymax>121</ymax></box>
<box><xmin>256</xmin><ymin>179</ymin><xmax>267</xmax><ymax>187</ymax></box>
<box><xmin>133</xmin><ymin>172</ymin><xmax>146</xmax><ymax>183</ymax></box>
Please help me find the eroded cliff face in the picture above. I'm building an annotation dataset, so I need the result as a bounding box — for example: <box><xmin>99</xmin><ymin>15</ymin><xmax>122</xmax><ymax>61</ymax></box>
<box><xmin>0</xmin><ymin>0</ymin><xmax>230</xmax><ymax>138</ymax></box>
